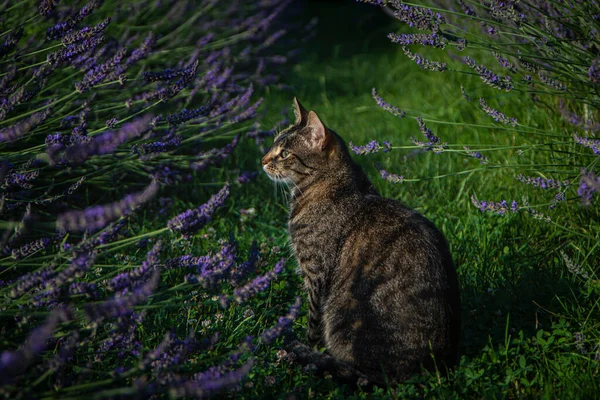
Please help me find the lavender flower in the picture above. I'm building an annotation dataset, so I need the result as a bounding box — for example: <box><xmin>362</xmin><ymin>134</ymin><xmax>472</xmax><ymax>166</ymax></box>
<box><xmin>46</xmin><ymin>1</ymin><xmax>100</xmax><ymax>40</ymax></box>
<box><xmin>411</xmin><ymin>117</ymin><xmax>446</xmax><ymax>152</ymax></box>
<box><xmin>221</xmin><ymin>258</ymin><xmax>285</xmax><ymax>307</ymax></box>
<box><xmin>372</xmin><ymin>88</ymin><xmax>405</xmax><ymax>118</ymax></box>
<box><xmin>53</xmin><ymin>251</ymin><xmax>97</xmax><ymax>286</ymax></box>
<box><xmin>169</xmin><ymin>359</ymin><xmax>254</xmax><ymax>398</ymax></box>
<box><xmin>229</xmin><ymin>241</ymin><xmax>259</xmax><ymax>284</ymax></box>
<box><xmin>375</xmin><ymin>163</ymin><xmax>404</xmax><ymax>183</ymax></box>
<box><xmin>168</xmin><ymin>184</ymin><xmax>230</xmax><ymax>236</ymax></box>
<box><xmin>47</xmin><ymin>36</ymin><xmax>104</xmax><ymax>66</ymax></box>
<box><xmin>39</xmin><ymin>0</ymin><xmax>60</xmax><ymax>16</ymax></box>
<box><xmin>492</xmin><ymin>52</ymin><xmax>517</xmax><ymax>72</ymax></box>
<box><xmin>236</xmin><ymin>171</ymin><xmax>259</xmax><ymax>184</ymax></box>
<box><xmin>349</xmin><ymin>140</ymin><xmax>392</xmax><ymax>155</ymax></box>
<box><xmin>538</xmin><ymin>71</ymin><xmax>567</xmax><ymax>91</ymax></box>
<box><xmin>578</xmin><ymin>170</ymin><xmax>600</xmax><ymax>206</ymax></box>
<box><xmin>57</xmin><ymin>179</ymin><xmax>159</xmax><ymax>232</ymax></box>
<box><xmin>589</xmin><ymin>58</ymin><xmax>600</xmax><ymax>84</ymax></box>
<box><xmin>75</xmin><ymin>48</ymin><xmax>127</xmax><ymax>93</ymax></box>
<box><xmin>471</xmin><ymin>195</ymin><xmax>519</xmax><ymax>215</ymax></box>
<box><xmin>516</xmin><ymin>174</ymin><xmax>569</xmax><ymax>189</ymax></box>
<box><xmin>260</xmin><ymin>296</ymin><xmax>301</xmax><ymax>344</ymax></box>
<box><xmin>463</xmin><ymin>146</ymin><xmax>489</xmax><ymax>164</ymax></box>
<box><xmin>132</xmin><ymin>135</ymin><xmax>182</xmax><ymax>157</ymax></box>
<box><xmin>61</xmin><ymin>18</ymin><xmax>110</xmax><ymax>45</ymax></box>
<box><xmin>0</xmin><ymin>109</ymin><xmax>52</xmax><ymax>143</ymax></box>
<box><xmin>85</xmin><ymin>267</ymin><xmax>161</xmax><ymax>321</ymax></box>
<box><xmin>108</xmin><ymin>241</ymin><xmax>162</xmax><ymax>293</ymax></box>
<box><xmin>0</xmin><ymin>27</ymin><xmax>23</xmax><ymax>58</ymax></box>
<box><xmin>166</xmin><ymin>105</ymin><xmax>210</xmax><ymax>126</ymax></box>
<box><xmin>124</xmin><ymin>32</ymin><xmax>156</xmax><ymax>68</ymax></box>
<box><xmin>463</xmin><ymin>57</ymin><xmax>513</xmax><ymax>91</ymax></box>
<box><xmin>11</xmin><ymin>238</ymin><xmax>51</xmax><ymax>260</ymax></box>
<box><xmin>479</xmin><ymin>98</ymin><xmax>518</xmax><ymax>126</ymax></box>
<box><xmin>389</xmin><ymin>3</ymin><xmax>445</xmax><ymax>32</ymax></box>
<box><xmin>143</xmin><ymin>61</ymin><xmax>201</xmax><ymax>82</ymax></box>
<box><xmin>574</xmin><ymin>135</ymin><xmax>600</xmax><ymax>155</ymax></box>
<box><xmin>0</xmin><ymin>307</ymin><xmax>70</xmax><ymax>384</ymax></box>
<box><xmin>388</xmin><ymin>32</ymin><xmax>447</xmax><ymax>49</ymax></box>
<box><xmin>402</xmin><ymin>46</ymin><xmax>447</xmax><ymax>71</ymax></box>
<box><xmin>52</xmin><ymin>114</ymin><xmax>154</xmax><ymax>165</ymax></box>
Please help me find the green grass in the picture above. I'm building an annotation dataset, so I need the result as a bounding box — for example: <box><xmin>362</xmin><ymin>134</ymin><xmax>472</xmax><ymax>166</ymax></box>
<box><xmin>163</xmin><ymin>2</ymin><xmax>600</xmax><ymax>398</ymax></box>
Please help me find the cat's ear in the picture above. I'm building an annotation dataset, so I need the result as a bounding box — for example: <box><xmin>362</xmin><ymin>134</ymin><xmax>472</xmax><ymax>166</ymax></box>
<box><xmin>307</xmin><ymin>110</ymin><xmax>329</xmax><ymax>151</ymax></box>
<box><xmin>292</xmin><ymin>97</ymin><xmax>308</xmax><ymax>126</ymax></box>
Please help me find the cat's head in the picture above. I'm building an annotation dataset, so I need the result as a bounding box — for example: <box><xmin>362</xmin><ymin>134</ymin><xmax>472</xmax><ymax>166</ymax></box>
<box><xmin>261</xmin><ymin>98</ymin><xmax>344</xmax><ymax>186</ymax></box>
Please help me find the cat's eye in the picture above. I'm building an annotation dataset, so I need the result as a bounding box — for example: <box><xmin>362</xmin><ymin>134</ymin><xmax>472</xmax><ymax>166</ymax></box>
<box><xmin>280</xmin><ymin>150</ymin><xmax>291</xmax><ymax>159</ymax></box>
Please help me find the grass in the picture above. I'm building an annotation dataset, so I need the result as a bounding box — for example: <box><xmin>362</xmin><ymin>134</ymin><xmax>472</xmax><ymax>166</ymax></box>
<box><xmin>162</xmin><ymin>1</ymin><xmax>599</xmax><ymax>398</ymax></box>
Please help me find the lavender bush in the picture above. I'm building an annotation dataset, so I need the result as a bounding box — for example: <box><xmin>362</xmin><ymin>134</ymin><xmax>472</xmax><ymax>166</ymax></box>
<box><xmin>357</xmin><ymin>0</ymin><xmax>599</xmax><ymax>264</ymax></box>
<box><xmin>0</xmin><ymin>0</ymin><xmax>300</xmax><ymax>397</ymax></box>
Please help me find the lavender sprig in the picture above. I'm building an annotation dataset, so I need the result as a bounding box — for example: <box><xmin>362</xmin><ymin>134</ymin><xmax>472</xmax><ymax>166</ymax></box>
<box><xmin>168</xmin><ymin>184</ymin><xmax>230</xmax><ymax>236</ymax></box>
<box><xmin>375</xmin><ymin>163</ymin><xmax>404</xmax><ymax>183</ymax></box>
<box><xmin>574</xmin><ymin>135</ymin><xmax>600</xmax><ymax>155</ymax></box>
<box><xmin>463</xmin><ymin>146</ymin><xmax>489</xmax><ymax>164</ymax></box>
<box><xmin>578</xmin><ymin>170</ymin><xmax>600</xmax><ymax>206</ymax></box>
<box><xmin>56</xmin><ymin>179</ymin><xmax>159</xmax><ymax>232</ymax></box>
<box><xmin>402</xmin><ymin>46</ymin><xmax>447</xmax><ymax>72</ymax></box>
<box><xmin>0</xmin><ymin>109</ymin><xmax>52</xmax><ymax>143</ymax></box>
<box><xmin>516</xmin><ymin>174</ymin><xmax>569</xmax><ymax>189</ymax></box>
<box><xmin>471</xmin><ymin>195</ymin><xmax>519</xmax><ymax>215</ymax></box>
<box><xmin>220</xmin><ymin>258</ymin><xmax>285</xmax><ymax>308</ymax></box>
<box><xmin>479</xmin><ymin>98</ymin><xmax>518</xmax><ymax>126</ymax></box>
<box><xmin>348</xmin><ymin>140</ymin><xmax>392</xmax><ymax>155</ymax></box>
<box><xmin>371</xmin><ymin>88</ymin><xmax>405</xmax><ymax>118</ymax></box>
<box><xmin>388</xmin><ymin>32</ymin><xmax>447</xmax><ymax>48</ymax></box>
<box><xmin>463</xmin><ymin>57</ymin><xmax>513</xmax><ymax>91</ymax></box>
<box><xmin>260</xmin><ymin>296</ymin><xmax>302</xmax><ymax>344</ymax></box>
<box><xmin>108</xmin><ymin>241</ymin><xmax>162</xmax><ymax>293</ymax></box>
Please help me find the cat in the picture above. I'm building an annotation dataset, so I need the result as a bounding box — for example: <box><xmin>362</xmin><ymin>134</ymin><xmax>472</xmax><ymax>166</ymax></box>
<box><xmin>261</xmin><ymin>98</ymin><xmax>461</xmax><ymax>385</ymax></box>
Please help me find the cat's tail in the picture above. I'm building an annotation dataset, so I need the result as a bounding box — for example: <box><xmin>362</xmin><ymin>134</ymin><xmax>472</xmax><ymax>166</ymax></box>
<box><xmin>285</xmin><ymin>339</ymin><xmax>382</xmax><ymax>388</ymax></box>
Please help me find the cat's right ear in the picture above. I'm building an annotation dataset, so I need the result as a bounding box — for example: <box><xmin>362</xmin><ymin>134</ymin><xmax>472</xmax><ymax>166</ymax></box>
<box><xmin>292</xmin><ymin>97</ymin><xmax>308</xmax><ymax>126</ymax></box>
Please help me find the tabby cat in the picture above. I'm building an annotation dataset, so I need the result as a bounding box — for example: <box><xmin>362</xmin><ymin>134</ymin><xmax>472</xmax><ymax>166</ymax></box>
<box><xmin>261</xmin><ymin>98</ymin><xmax>461</xmax><ymax>384</ymax></box>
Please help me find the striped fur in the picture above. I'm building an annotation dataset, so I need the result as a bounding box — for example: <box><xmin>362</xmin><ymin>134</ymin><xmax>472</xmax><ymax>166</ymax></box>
<box><xmin>261</xmin><ymin>98</ymin><xmax>461</xmax><ymax>385</ymax></box>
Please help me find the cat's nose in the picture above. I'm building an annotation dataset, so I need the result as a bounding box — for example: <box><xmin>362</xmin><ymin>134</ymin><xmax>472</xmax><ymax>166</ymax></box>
<box><xmin>261</xmin><ymin>154</ymin><xmax>270</xmax><ymax>166</ymax></box>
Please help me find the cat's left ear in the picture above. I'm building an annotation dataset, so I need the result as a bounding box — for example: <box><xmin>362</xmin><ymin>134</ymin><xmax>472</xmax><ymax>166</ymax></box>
<box><xmin>293</xmin><ymin>97</ymin><xmax>308</xmax><ymax>126</ymax></box>
<box><xmin>307</xmin><ymin>111</ymin><xmax>330</xmax><ymax>151</ymax></box>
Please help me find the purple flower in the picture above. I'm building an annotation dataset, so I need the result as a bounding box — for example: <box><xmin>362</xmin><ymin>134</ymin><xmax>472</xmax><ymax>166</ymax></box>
<box><xmin>538</xmin><ymin>71</ymin><xmax>567</xmax><ymax>91</ymax></box>
<box><xmin>108</xmin><ymin>241</ymin><xmax>162</xmax><ymax>293</ymax></box>
<box><xmin>388</xmin><ymin>3</ymin><xmax>445</xmax><ymax>32</ymax></box>
<box><xmin>169</xmin><ymin>359</ymin><xmax>254</xmax><ymax>398</ymax></box>
<box><xmin>53</xmin><ymin>251</ymin><xmax>97</xmax><ymax>286</ymax></box>
<box><xmin>143</xmin><ymin>61</ymin><xmax>201</xmax><ymax>82</ymax></box>
<box><xmin>39</xmin><ymin>0</ymin><xmax>60</xmax><ymax>16</ymax></box>
<box><xmin>371</xmin><ymin>88</ymin><xmax>405</xmax><ymax>118</ymax></box>
<box><xmin>0</xmin><ymin>109</ymin><xmax>52</xmax><ymax>143</ymax></box>
<box><xmin>50</xmin><ymin>114</ymin><xmax>154</xmax><ymax>165</ymax></box>
<box><xmin>124</xmin><ymin>32</ymin><xmax>156</xmax><ymax>68</ymax></box>
<box><xmin>220</xmin><ymin>258</ymin><xmax>285</xmax><ymax>307</ymax></box>
<box><xmin>46</xmin><ymin>1</ymin><xmax>100</xmax><ymax>40</ymax></box>
<box><xmin>388</xmin><ymin>32</ymin><xmax>447</xmax><ymax>48</ymax></box>
<box><xmin>11</xmin><ymin>238</ymin><xmax>51</xmax><ymax>260</ymax></box>
<box><xmin>0</xmin><ymin>307</ymin><xmax>71</xmax><ymax>384</ymax></box>
<box><xmin>61</xmin><ymin>18</ymin><xmax>110</xmax><ymax>45</ymax></box>
<box><xmin>85</xmin><ymin>267</ymin><xmax>161</xmax><ymax>321</ymax></box>
<box><xmin>168</xmin><ymin>184</ymin><xmax>230</xmax><ymax>236</ymax></box>
<box><xmin>411</xmin><ymin>117</ymin><xmax>447</xmax><ymax>152</ymax></box>
<box><xmin>516</xmin><ymin>174</ymin><xmax>569</xmax><ymax>189</ymax></box>
<box><xmin>463</xmin><ymin>146</ymin><xmax>489</xmax><ymax>164</ymax></box>
<box><xmin>229</xmin><ymin>241</ymin><xmax>259</xmax><ymax>284</ymax></box>
<box><xmin>574</xmin><ymin>135</ymin><xmax>600</xmax><ymax>155</ymax></box>
<box><xmin>236</xmin><ymin>171</ymin><xmax>259</xmax><ymax>184</ymax></box>
<box><xmin>471</xmin><ymin>195</ymin><xmax>519</xmax><ymax>215</ymax></box>
<box><xmin>132</xmin><ymin>134</ymin><xmax>182</xmax><ymax>158</ymax></box>
<box><xmin>578</xmin><ymin>170</ymin><xmax>600</xmax><ymax>206</ymax></box>
<box><xmin>57</xmin><ymin>179</ymin><xmax>159</xmax><ymax>232</ymax></box>
<box><xmin>348</xmin><ymin>140</ymin><xmax>392</xmax><ymax>155</ymax></box>
<box><xmin>463</xmin><ymin>57</ymin><xmax>513</xmax><ymax>91</ymax></box>
<box><xmin>0</xmin><ymin>27</ymin><xmax>23</xmax><ymax>58</ymax></box>
<box><xmin>47</xmin><ymin>36</ymin><xmax>104</xmax><ymax>66</ymax></box>
<box><xmin>260</xmin><ymin>296</ymin><xmax>301</xmax><ymax>344</ymax></box>
<box><xmin>589</xmin><ymin>58</ymin><xmax>600</xmax><ymax>84</ymax></box>
<box><xmin>75</xmin><ymin>48</ymin><xmax>127</xmax><ymax>93</ymax></box>
<box><xmin>492</xmin><ymin>52</ymin><xmax>517</xmax><ymax>72</ymax></box>
<box><xmin>68</xmin><ymin>281</ymin><xmax>98</xmax><ymax>298</ymax></box>
<box><xmin>402</xmin><ymin>46</ymin><xmax>447</xmax><ymax>71</ymax></box>
<box><xmin>375</xmin><ymin>163</ymin><xmax>404</xmax><ymax>183</ymax></box>
<box><xmin>166</xmin><ymin>105</ymin><xmax>210</xmax><ymax>126</ymax></box>
<box><xmin>479</xmin><ymin>98</ymin><xmax>518</xmax><ymax>126</ymax></box>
